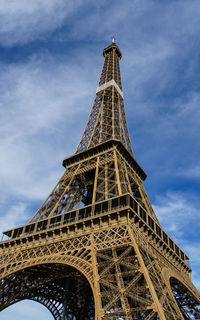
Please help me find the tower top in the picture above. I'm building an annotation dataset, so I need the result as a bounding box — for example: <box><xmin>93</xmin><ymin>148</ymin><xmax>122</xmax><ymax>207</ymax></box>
<box><xmin>103</xmin><ymin>41</ymin><xmax>122</xmax><ymax>59</ymax></box>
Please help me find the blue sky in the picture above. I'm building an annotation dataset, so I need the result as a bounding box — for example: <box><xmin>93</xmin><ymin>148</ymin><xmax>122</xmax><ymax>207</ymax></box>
<box><xmin>1</xmin><ymin>0</ymin><xmax>200</xmax><ymax>319</ymax></box>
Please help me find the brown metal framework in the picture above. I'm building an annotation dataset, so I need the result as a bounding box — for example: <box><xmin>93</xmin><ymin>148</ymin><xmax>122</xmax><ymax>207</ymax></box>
<box><xmin>0</xmin><ymin>42</ymin><xmax>200</xmax><ymax>319</ymax></box>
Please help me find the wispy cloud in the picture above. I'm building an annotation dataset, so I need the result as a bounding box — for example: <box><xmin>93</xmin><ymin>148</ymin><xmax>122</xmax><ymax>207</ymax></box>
<box><xmin>0</xmin><ymin>201</ymin><xmax>29</xmax><ymax>235</ymax></box>
<box><xmin>177</xmin><ymin>164</ymin><xmax>200</xmax><ymax>179</ymax></box>
<box><xmin>153</xmin><ymin>192</ymin><xmax>200</xmax><ymax>239</ymax></box>
<box><xmin>0</xmin><ymin>53</ymin><xmax>95</xmax><ymax>202</ymax></box>
<box><xmin>0</xmin><ymin>0</ymin><xmax>84</xmax><ymax>46</ymax></box>
<box><xmin>153</xmin><ymin>191</ymin><xmax>200</xmax><ymax>290</ymax></box>
<box><xmin>184</xmin><ymin>243</ymin><xmax>200</xmax><ymax>290</ymax></box>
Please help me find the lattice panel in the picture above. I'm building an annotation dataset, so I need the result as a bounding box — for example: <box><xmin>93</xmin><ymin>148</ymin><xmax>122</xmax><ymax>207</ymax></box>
<box><xmin>0</xmin><ymin>235</ymin><xmax>93</xmax><ymax>282</ymax></box>
<box><xmin>128</xmin><ymin>223</ymin><xmax>200</xmax><ymax>320</ymax></box>
<box><xmin>96</xmin><ymin>245</ymin><xmax>156</xmax><ymax>319</ymax></box>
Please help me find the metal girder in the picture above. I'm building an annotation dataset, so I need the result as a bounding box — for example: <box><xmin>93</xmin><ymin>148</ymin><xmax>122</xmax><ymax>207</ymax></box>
<box><xmin>1</xmin><ymin>219</ymin><xmax>200</xmax><ymax>319</ymax></box>
<box><xmin>26</xmin><ymin>142</ymin><xmax>157</xmax><ymax>223</ymax></box>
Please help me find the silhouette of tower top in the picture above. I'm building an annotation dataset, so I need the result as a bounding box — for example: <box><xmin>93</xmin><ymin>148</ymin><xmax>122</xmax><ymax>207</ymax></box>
<box><xmin>76</xmin><ymin>41</ymin><xmax>133</xmax><ymax>155</ymax></box>
<box><xmin>103</xmin><ymin>41</ymin><xmax>122</xmax><ymax>59</ymax></box>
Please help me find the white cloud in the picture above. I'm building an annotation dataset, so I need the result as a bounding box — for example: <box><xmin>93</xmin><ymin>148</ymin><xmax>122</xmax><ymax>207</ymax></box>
<box><xmin>182</xmin><ymin>243</ymin><xmax>200</xmax><ymax>291</ymax></box>
<box><xmin>184</xmin><ymin>244</ymin><xmax>200</xmax><ymax>268</ymax></box>
<box><xmin>0</xmin><ymin>201</ymin><xmax>28</xmax><ymax>235</ymax></box>
<box><xmin>64</xmin><ymin>0</ymin><xmax>200</xmax><ymax>45</ymax></box>
<box><xmin>177</xmin><ymin>164</ymin><xmax>200</xmax><ymax>179</ymax></box>
<box><xmin>0</xmin><ymin>0</ymin><xmax>83</xmax><ymax>45</ymax></box>
<box><xmin>153</xmin><ymin>192</ymin><xmax>200</xmax><ymax>290</ymax></box>
<box><xmin>0</xmin><ymin>53</ymin><xmax>95</xmax><ymax>203</ymax></box>
<box><xmin>153</xmin><ymin>192</ymin><xmax>200</xmax><ymax>239</ymax></box>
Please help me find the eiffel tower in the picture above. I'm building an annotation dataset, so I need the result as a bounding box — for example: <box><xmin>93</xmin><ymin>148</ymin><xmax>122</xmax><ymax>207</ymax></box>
<box><xmin>0</xmin><ymin>40</ymin><xmax>200</xmax><ymax>320</ymax></box>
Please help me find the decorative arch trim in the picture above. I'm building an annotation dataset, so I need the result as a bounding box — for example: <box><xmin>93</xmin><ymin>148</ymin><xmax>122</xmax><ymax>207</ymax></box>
<box><xmin>162</xmin><ymin>267</ymin><xmax>200</xmax><ymax>302</ymax></box>
<box><xmin>0</xmin><ymin>255</ymin><xmax>97</xmax><ymax>319</ymax></box>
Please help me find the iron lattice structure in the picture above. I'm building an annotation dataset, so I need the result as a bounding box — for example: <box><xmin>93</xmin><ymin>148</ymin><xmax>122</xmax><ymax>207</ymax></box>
<box><xmin>0</xmin><ymin>42</ymin><xmax>200</xmax><ymax>320</ymax></box>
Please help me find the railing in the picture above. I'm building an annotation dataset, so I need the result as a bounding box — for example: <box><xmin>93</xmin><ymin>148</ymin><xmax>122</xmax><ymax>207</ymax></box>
<box><xmin>2</xmin><ymin>195</ymin><xmax>128</xmax><ymax>239</ymax></box>
<box><xmin>1</xmin><ymin>193</ymin><xmax>190</xmax><ymax>266</ymax></box>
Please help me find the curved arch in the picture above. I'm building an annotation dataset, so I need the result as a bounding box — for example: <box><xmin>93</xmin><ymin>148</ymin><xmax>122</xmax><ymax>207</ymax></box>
<box><xmin>170</xmin><ymin>277</ymin><xmax>200</xmax><ymax>320</ymax></box>
<box><xmin>0</xmin><ymin>262</ymin><xmax>95</xmax><ymax>320</ymax></box>
<box><xmin>0</xmin><ymin>254</ymin><xmax>94</xmax><ymax>293</ymax></box>
<box><xmin>162</xmin><ymin>268</ymin><xmax>200</xmax><ymax>319</ymax></box>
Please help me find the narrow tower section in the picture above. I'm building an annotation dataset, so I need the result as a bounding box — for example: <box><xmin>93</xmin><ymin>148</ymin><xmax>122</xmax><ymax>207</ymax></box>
<box><xmin>76</xmin><ymin>42</ymin><xmax>133</xmax><ymax>155</ymax></box>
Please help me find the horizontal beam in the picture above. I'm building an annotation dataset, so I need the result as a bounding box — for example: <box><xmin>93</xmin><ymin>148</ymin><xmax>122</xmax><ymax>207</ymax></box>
<box><xmin>96</xmin><ymin>79</ymin><xmax>123</xmax><ymax>98</ymax></box>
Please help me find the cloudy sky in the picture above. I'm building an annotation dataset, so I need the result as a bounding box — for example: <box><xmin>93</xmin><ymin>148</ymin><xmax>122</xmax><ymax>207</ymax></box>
<box><xmin>1</xmin><ymin>0</ymin><xmax>200</xmax><ymax>319</ymax></box>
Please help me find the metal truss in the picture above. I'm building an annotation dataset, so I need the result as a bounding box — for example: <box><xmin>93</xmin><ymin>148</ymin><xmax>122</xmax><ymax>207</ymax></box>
<box><xmin>1</xmin><ymin>220</ymin><xmax>200</xmax><ymax>319</ymax></box>
<box><xmin>1</xmin><ymin>264</ymin><xmax>94</xmax><ymax>320</ymax></box>
<box><xmin>29</xmin><ymin>141</ymin><xmax>158</xmax><ymax>223</ymax></box>
<box><xmin>0</xmin><ymin>41</ymin><xmax>200</xmax><ymax>319</ymax></box>
<box><xmin>76</xmin><ymin>42</ymin><xmax>132</xmax><ymax>155</ymax></box>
